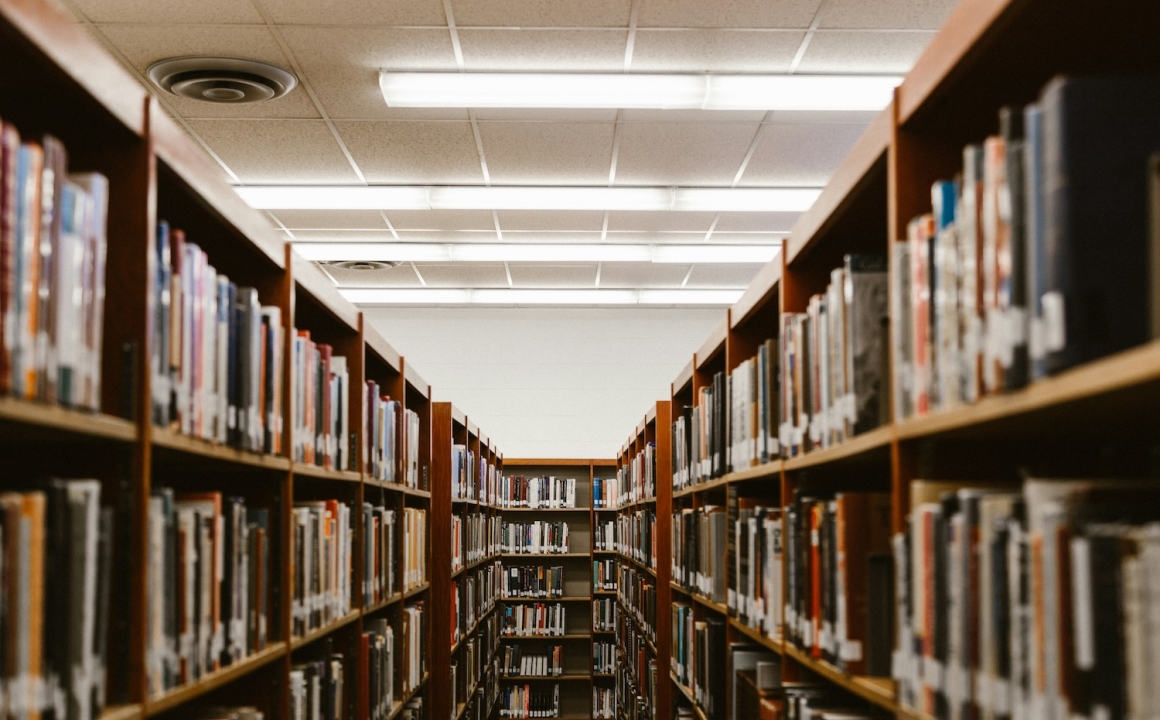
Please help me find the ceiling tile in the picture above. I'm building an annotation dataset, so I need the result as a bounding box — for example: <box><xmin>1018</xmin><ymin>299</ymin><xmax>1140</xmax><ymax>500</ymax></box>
<box><xmin>337</xmin><ymin>121</ymin><xmax>484</xmax><ymax>184</ymax></box>
<box><xmin>387</xmin><ymin>210</ymin><xmax>497</xmax><ymax>231</ymax></box>
<box><xmin>797</xmin><ymin>30</ymin><xmax>935</xmax><ymax>74</ymax></box>
<box><xmin>619</xmin><ymin>109</ymin><xmax>768</xmax><ymax>123</ymax></box>
<box><xmin>186</xmin><ymin>119</ymin><xmax>360</xmax><ymax>183</ymax></box>
<box><xmin>599</xmin><ymin>263</ymin><xmax>692</xmax><ymax>288</ymax></box>
<box><xmin>472</xmin><ymin>109</ymin><xmax>619</xmax><ymax>122</ymax></box>
<box><xmin>637</xmin><ymin>0</ymin><xmax>822</xmax><ymax>28</ymax></box>
<box><xmin>496</xmin><ymin>211</ymin><xmax>607</xmax><ymax>232</ymax></box>
<box><xmin>684</xmin><ymin>263</ymin><xmax>765</xmax><ymax>288</ymax></box>
<box><xmin>738</xmin><ymin>121</ymin><xmax>867</xmax><ymax>186</ymax></box>
<box><xmin>479</xmin><ymin>122</ymin><xmax>615</xmax><ymax>185</ymax></box>
<box><xmin>414</xmin><ymin>263</ymin><xmax>510</xmax><ymax>288</ymax></box>
<box><xmin>508</xmin><ymin>264</ymin><xmax>599</xmax><ymax>288</ymax></box>
<box><xmin>614</xmin><ymin>122</ymin><xmax>758</xmax><ymax>185</ymax></box>
<box><xmin>281</xmin><ymin>27</ymin><xmax>458</xmax><ymax>120</ymax></box>
<box><xmin>94</xmin><ymin>24</ymin><xmax>319</xmax><ymax>118</ymax></box>
<box><xmin>262</xmin><ymin>0</ymin><xmax>446</xmax><ymax>25</ymax></box>
<box><xmin>72</xmin><ymin>0</ymin><xmax>262</xmax><ymax>23</ymax></box>
<box><xmin>450</xmin><ymin>0</ymin><xmax>633</xmax><ymax>27</ymax></box>
<box><xmin>606</xmin><ymin>212</ymin><xmax>715</xmax><ymax>232</ymax></box>
<box><xmin>821</xmin><ymin>0</ymin><xmax>959</xmax><ymax>30</ymax></box>
<box><xmin>458</xmin><ymin>29</ymin><xmax>628</xmax><ymax>71</ymax></box>
<box><xmin>630</xmin><ymin>30</ymin><xmax>802</xmax><ymax>72</ymax></box>
<box><xmin>273</xmin><ymin>209</ymin><xmax>390</xmax><ymax>229</ymax></box>
<box><xmin>323</xmin><ymin>263</ymin><xmax>422</xmax><ymax>288</ymax></box>
<box><xmin>713</xmin><ymin>211</ymin><xmax>800</xmax><ymax>233</ymax></box>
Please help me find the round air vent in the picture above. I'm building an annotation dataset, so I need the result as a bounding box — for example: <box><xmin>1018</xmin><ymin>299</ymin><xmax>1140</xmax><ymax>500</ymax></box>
<box><xmin>325</xmin><ymin>261</ymin><xmax>401</xmax><ymax>271</ymax></box>
<box><xmin>147</xmin><ymin>57</ymin><xmax>298</xmax><ymax>104</ymax></box>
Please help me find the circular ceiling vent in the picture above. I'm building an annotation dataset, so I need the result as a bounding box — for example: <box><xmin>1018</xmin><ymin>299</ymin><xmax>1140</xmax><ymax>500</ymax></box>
<box><xmin>325</xmin><ymin>261</ymin><xmax>401</xmax><ymax>271</ymax></box>
<box><xmin>147</xmin><ymin>57</ymin><xmax>298</xmax><ymax>104</ymax></box>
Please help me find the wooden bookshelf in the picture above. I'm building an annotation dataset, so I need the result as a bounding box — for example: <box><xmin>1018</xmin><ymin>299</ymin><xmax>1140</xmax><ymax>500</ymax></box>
<box><xmin>496</xmin><ymin>459</ymin><xmax>613</xmax><ymax>720</ymax></box>
<box><xmin>0</xmin><ymin>1</ymin><xmax>449</xmax><ymax>715</ymax></box>
<box><xmin>631</xmin><ymin>3</ymin><xmax>1160</xmax><ymax>720</ymax></box>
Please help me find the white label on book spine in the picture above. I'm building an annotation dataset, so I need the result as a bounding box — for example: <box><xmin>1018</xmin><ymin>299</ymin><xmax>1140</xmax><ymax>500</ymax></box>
<box><xmin>1041</xmin><ymin>291</ymin><xmax>1067</xmax><ymax>353</ymax></box>
<box><xmin>1069</xmin><ymin>537</ymin><xmax>1095</xmax><ymax>670</ymax></box>
<box><xmin>924</xmin><ymin>658</ymin><xmax>945</xmax><ymax>692</ymax></box>
<box><xmin>993</xmin><ymin>679</ymin><xmax>1012</xmax><ymax>716</ymax></box>
<box><xmin>840</xmin><ymin>639</ymin><xmax>863</xmax><ymax>662</ymax></box>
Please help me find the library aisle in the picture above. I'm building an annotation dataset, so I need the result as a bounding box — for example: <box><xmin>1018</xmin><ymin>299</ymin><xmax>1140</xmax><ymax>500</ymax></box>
<box><xmin>2</xmin><ymin>0</ymin><xmax>1160</xmax><ymax>719</ymax></box>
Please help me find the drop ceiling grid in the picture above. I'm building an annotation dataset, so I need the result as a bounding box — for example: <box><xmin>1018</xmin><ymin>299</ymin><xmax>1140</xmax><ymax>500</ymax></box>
<box><xmin>63</xmin><ymin>0</ymin><xmax>960</xmax><ymax>290</ymax></box>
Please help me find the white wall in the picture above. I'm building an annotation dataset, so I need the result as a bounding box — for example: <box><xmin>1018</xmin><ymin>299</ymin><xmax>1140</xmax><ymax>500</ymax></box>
<box><xmin>364</xmin><ymin>307</ymin><xmax>724</xmax><ymax>459</ymax></box>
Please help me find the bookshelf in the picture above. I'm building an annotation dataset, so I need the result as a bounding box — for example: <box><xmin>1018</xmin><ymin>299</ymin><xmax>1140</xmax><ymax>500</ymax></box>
<box><xmin>429</xmin><ymin>403</ymin><xmax>505</xmax><ymax>720</ymax></box>
<box><xmin>624</xmin><ymin>2</ymin><xmax>1160</xmax><ymax>720</ymax></box>
<box><xmin>0</xmin><ymin>1</ymin><xmax>439</xmax><ymax>717</ymax></box>
<box><xmin>612</xmin><ymin>404</ymin><xmax>673</xmax><ymax>720</ymax></box>
<box><xmin>497</xmin><ymin>459</ymin><xmax>616</xmax><ymax>720</ymax></box>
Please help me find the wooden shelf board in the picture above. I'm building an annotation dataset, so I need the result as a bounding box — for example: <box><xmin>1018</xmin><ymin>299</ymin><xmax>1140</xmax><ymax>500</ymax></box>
<box><xmin>387</xmin><ymin>673</ymin><xmax>430</xmax><ymax>720</ymax></box>
<box><xmin>291</xmin><ymin>609</ymin><xmax>361</xmax><ymax>649</ymax></box>
<box><xmin>453</xmin><ymin>554</ymin><xmax>500</xmax><ymax>579</ymax></box>
<box><xmin>673</xmin><ymin>358</ymin><xmax>695</xmax><ymax>397</ymax></box>
<box><xmin>404</xmin><ymin>582</ymin><xmax>429</xmax><ymax>599</ymax></box>
<box><xmin>727</xmin><ymin>616</ymin><xmax>784</xmax><ymax>655</ymax></box>
<box><xmin>669</xmin><ymin>676</ymin><xmax>707</xmax><ymax>720</ymax></box>
<box><xmin>292</xmin><ymin>462</ymin><xmax>361</xmax><ymax>483</ymax></box>
<box><xmin>145</xmin><ymin>642</ymin><xmax>286</xmax><ymax>716</ymax></box>
<box><xmin>364</xmin><ymin>593</ymin><xmax>403</xmax><ymax>613</ymax></box>
<box><xmin>784</xmin><ymin>425</ymin><xmax>894</xmax><ymax>472</ymax></box>
<box><xmin>672</xmin><ymin>475</ymin><xmax>730</xmax><ymax>499</ymax></box>
<box><xmin>593</xmin><ymin>673</ymin><xmax>616</xmax><ymax>678</ymax></box>
<box><xmin>783</xmin><ymin>644</ymin><xmax>897</xmax><ymax>712</ymax></box>
<box><xmin>668</xmin><ymin>584</ymin><xmax>728</xmax><ymax>616</ymax></box>
<box><xmin>723</xmin><ymin>460</ymin><xmax>781</xmax><ymax>484</ymax></box>
<box><xmin>895</xmin><ymin>339</ymin><xmax>1160</xmax><ymax>441</ymax></box>
<box><xmin>403</xmin><ymin>359</ymin><xmax>429</xmax><ymax>398</ymax></box>
<box><xmin>617</xmin><ymin>553</ymin><xmax>657</xmax><ymax>578</ymax></box>
<box><xmin>0</xmin><ymin>397</ymin><xmax>137</xmax><ymax>442</ymax></box>
<box><xmin>151</xmin><ymin>427</ymin><xmax>290</xmax><ymax>471</ymax></box>
<box><xmin>98</xmin><ymin>705</ymin><xmax>144</xmax><ymax>720</ymax></box>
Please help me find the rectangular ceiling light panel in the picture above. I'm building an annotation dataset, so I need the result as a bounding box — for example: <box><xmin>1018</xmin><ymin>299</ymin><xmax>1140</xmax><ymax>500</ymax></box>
<box><xmin>237</xmin><ymin>185</ymin><xmax>821</xmax><ymax>212</ymax></box>
<box><xmin>339</xmin><ymin>288</ymin><xmax>745</xmax><ymax>306</ymax></box>
<box><xmin>380</xmin><ymin>72</ymin><xmax>900</xmax><ymax>111</ymax></box>
<box><xmin>292</xmin><ymin>243</ymin><xmax>780</xmax><ymax>264</ymax></box>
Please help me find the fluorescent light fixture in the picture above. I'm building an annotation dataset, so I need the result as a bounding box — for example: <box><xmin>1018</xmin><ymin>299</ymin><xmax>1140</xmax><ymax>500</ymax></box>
<box><xmin>671</xmin><ymin>188</ymin><xmax>820</xmax><ymax>213</ymax></box>
<box><xmin>639</xmin><ymin>290</ymin><xmax>745</xmax><ymax>305</ymax></box>
<box><xmin>237</xmin><ymin>185</ymin><xmax>430</xmax><ymax>210</ymax></box>
<box><xmin>472</xmin><ymin>289</ymin><xmax>639</xmax><ymax>305</ymax></box>
<box><xmin>237</xmin><ymin>185</ymin><xmax>821</xmax><ymax>212</ymax></box>
<box><xmin>652</xmin><ymin>244</ymin><xmax>779</xmax><ymax>264</ymax></box>
<box><xmin>292</xmin><ymin>243</ymin><xmax>779</xmax><ymax>264</ymax></box>
<box><xmin>451</xmin><ymin>244</ymin><xmax>652</xmax><ymax>263</ymax></box>
<box><xmin>379</xmin><ymin>72</ymin><xmax>900</xmax><ymax>111</ymax></box>
<box><xmin>338</xmin><ymin>288</ymin><xmax>744</xmax><ymax>306</ymax></box>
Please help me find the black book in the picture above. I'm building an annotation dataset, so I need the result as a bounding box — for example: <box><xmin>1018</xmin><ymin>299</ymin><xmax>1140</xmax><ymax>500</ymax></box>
<box><xmin>1040</xmin><ymin>76</ymin><xmax>1160</xmax><ymax>374</ymax></box>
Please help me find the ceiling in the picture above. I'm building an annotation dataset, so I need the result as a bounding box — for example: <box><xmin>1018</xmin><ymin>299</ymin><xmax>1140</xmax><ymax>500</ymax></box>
<box><xmin>62</xmin><ymin>0</ymin><xmax>957</xmax><ymax>306</ymax></box>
